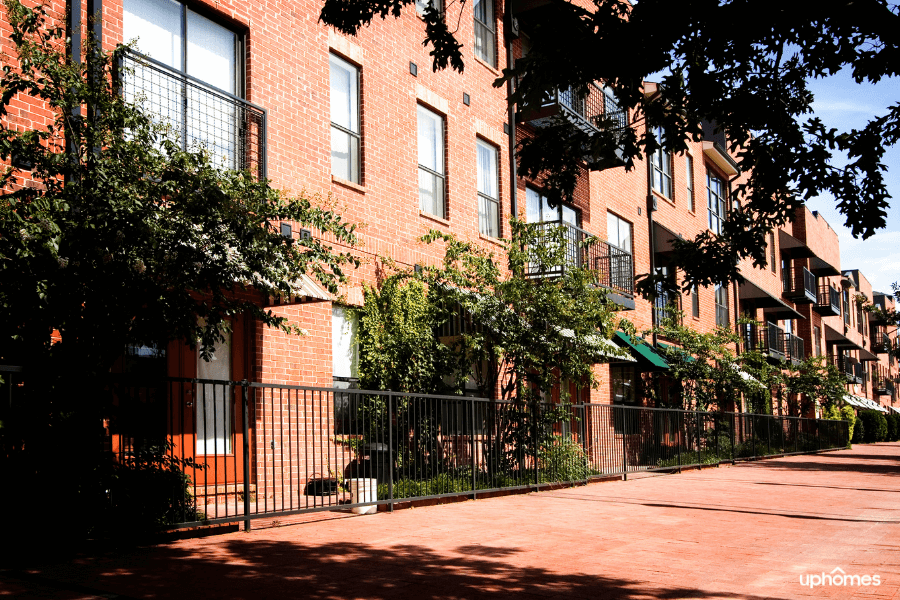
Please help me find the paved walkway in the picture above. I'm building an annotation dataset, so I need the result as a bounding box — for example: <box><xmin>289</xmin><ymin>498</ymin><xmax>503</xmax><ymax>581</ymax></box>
<box><xmin>3</xmin><ymin>443</ymin><xmax>900</xmax><ymax>599</ymax></box>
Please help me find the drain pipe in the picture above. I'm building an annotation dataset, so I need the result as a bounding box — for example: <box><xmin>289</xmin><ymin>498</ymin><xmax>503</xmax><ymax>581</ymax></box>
<box><xmin>505</xmin><ymin>2</ymin><xmax>518</xmax><ymax>220</ymax></box>
<box><xmin>647</xmin><ymin>155</ymin><xmax>657</xmax><ymax>348</ymax></box>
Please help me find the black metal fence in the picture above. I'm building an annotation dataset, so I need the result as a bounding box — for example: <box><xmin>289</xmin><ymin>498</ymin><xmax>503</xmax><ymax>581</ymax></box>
<box><xmin>84</xmin><ymin>378</ymin><xmax>850</xmax><ymax>530</ymax></box>
<box><xmin>120</xmin><ymin>50</ymin><xmax>267</xmax><ymax>179</ymax></box>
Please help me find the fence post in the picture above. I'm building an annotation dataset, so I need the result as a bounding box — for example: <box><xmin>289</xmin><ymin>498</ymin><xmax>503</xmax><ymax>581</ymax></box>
<box><xmin>470</xmin><ymin>397</ymin><xmax>477</xmax><ymax>499</ymax></box>
<box><xmin>714</xmin><ymin>414</ymin><xmax>719</xmax><ymax>464</ymax></box>
<box><xmin>241</xmin><ymin>380</ymin><xmax>251</xmax><ymax>532</ymax></box>
<box><xmin>816</xmin><ymin>418</ymin><xmax>820</xmax><ymax>451</ymax></box>
<box><xmin>388</xmin><ymin>393</ymin><xmax>394</xmax><ymax>512</ymax></box>
<box><xmin>532</xmin><ymin>400</ymin><xmax>539</xmax><ymax>487</ymax></box>
<box><xmin>676</xmin><ymin>411</ymin><xmax>682</xmax><ymax>471</ymax></box>
<box><xmin>621</xmin><ymin>406</ymin><xmax>627</xmax><ymax>480</ymax></box>
<box><xmin>696</xmin><ymin>411</ymin><xmax>702</xmax><ymax>466</ymax></box>
<box><xmin>730</xmin><ymin>413</ymin><xmax>736</xmax><ymax>464</ymax></box>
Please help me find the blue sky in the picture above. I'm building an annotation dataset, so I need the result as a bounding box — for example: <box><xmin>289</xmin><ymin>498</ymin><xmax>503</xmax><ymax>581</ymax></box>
<box><xmin>804</xmin><ymin>71</ymin><xmax>900</xmax><ymax>295</ymax></box>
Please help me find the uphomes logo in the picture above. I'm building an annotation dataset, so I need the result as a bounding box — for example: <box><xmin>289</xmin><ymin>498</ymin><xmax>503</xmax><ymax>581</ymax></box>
<box><xmin>800</xmin><ymin>567</ymin><xmax>881</xmax><ymax>588</ymax></box>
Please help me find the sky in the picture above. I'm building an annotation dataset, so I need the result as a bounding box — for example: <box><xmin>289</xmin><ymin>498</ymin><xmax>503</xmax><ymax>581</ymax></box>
<box><xmin>804</xmin><ymin>71</ymin><xmax>900</xmax><ymax>296</ymax></box>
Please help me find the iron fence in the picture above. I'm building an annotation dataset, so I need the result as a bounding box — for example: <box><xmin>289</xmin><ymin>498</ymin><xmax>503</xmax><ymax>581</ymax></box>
<box><xmin>73</xmin><ymin>378</ymin><xmax>850</xmax><ymax>530</ymax></box>
<box><xmin>119</xmin><ymin>50</ymin><xmax>267</xmax><ymax>179</ymax></box>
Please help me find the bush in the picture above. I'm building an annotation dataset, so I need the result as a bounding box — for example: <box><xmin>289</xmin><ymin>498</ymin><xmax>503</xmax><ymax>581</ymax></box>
<box><xmin>538</xmin><ymin>435</ymin><xmax>592</xmax><ymax>482</ymax></box>
<box><xmin>824</xmin><ymin>404</ymin><xmax>855</xmax><ymax>447</ymax></box>
<box><xmin>857</xmin><ymin>410</ymin><xmax>888</xmax><ymax>443</ymax></box>
<box><xmin>852</xmin><ymin>416</ymin><xmax>866</xmax><ymax>444</ymax></box>
<box><xmin>886</xmin><ymin>413</ymin><xmax>900</xmax><ymax>442</ymax></box>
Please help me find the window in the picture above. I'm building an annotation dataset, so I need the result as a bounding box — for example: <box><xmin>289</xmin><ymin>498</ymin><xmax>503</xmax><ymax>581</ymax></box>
<box><xmin>607</xmin><ymin>212</ymin><xmax>633</xmax><ymax>255</ymax></box>
<box><xmin>707</xmin><ymin>169</ymin><xmax>727</xmax><ymax>235</ymax></box>
<box><xmin>473</xmin><ymin>0</ymin><xmax>496</xmax><ymax>66</ymax></box>
<box><xmin>857</xmin><ymin>302</ymin><xmax>864</xmax><ymax>334</ymax></box>
<box><xmin>814</xmin><ymin>325</ymin><xmax>821</xmax><ymax>357</ymax></box>
<box><xmin>715</xmin><ymin>284</ymin><xmax>729</xmax><ymax>327</ymax></box>
<box><xmin>332</xmin><ymin>306</ymin><xmax>359</xmax><ymax>382</ymax></box>
<box><xmin>415</xmin><ymin>0</ymin><xmax>441</xmax><ymax>15</ymax></box>
<box><xmin>650</xmin><ymin>126</ymin><xmax>673</xmax><ymax>199</ymax></box>
<box><xmin>196</xmin><ymin>328</ymin><xmax>232</xmax><ymax>454</ymax></box>
<box><xmin>612</xmin><ymin>364</ymin><xmax>638</xmax><ymax>434</ymax></box>
<box><xmin>691</xmin><ymin>286</ymin><xmax>700</xmax><ymax>319</ymax></box>
<box><xmin>418</xmin><ymin>105</ymin><xmax>446</xmax><ymax>218</ymax></box>
<box><xmin>330</xmin><ymin>54</ymin><xmax>361</xmax><ymax>184</ymax></box>
<box><xmin>843</xmin><ymin>289</ymin><xmax>851</xmax><ymax>326</ymax></box>
<box><xmin>525</xmin><ymin>188</ymin><xmax>577</xmax><ymax>225</ymax></box>
<box><xmin>476</xmin><ymin>140</ymin><xmax>500</xmax><ymax>237</ymax></box>
<box><xmin>686</xmin><ymin>155</ymin><xmax>695</xmax><ymax>211</ymax></box>
<box><xmin>123</xmin><ymin>0</ymin><xmax>240</xmax><ymax>169</ymax></box>
<box><xmin>768</xmin><ymin>232</ymin><xmax>776</xmax><ymax>273</ymax></box>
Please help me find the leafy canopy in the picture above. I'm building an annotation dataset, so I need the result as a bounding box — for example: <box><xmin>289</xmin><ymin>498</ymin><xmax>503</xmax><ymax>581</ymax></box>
<box><xmin>0</xmin><ymin>1</ymin><xmax>359</xmax><ymax>376</ymax></box>
<box><xmin>320</xmin><ymin>0</ymin><xmax>900</xmax><ymax>291</ymax></box>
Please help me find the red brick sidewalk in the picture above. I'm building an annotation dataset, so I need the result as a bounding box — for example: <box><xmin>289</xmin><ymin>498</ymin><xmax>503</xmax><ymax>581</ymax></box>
<box><xmin>3</xmin><ymin>443</ymin><xmax>899</xmax><ymax>599</ymax></box>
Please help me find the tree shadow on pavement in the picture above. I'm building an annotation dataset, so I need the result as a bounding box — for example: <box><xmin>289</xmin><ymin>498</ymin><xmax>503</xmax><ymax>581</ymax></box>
<box><xmin>3</xmin><ymin>538</ymin><xmax>783</xmax><ymax>600</ymax></box>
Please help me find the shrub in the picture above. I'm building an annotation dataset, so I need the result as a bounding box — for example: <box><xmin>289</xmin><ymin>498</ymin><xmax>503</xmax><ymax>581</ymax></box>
<box><xmin>856</xmin><ymin>410</ymin><xmax>888</xmax><ymax>443</ymax></box>
<box><xmin>852</xmin><ymin>416</ymin><xmax>865</xmax><ymax>444</ymax></box>
<box><xmin>538</xmin><ymin>435</ymin><xmax>592</xmax><ymax>482</ymax></box>
<box><xmin>886</xmin><ymin>413</ymin><xmax>900</xmax><ymax>442</ymax></box>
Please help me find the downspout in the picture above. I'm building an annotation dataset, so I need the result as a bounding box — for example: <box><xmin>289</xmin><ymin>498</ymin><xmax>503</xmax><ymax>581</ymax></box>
<box><xmin>505</xmin><ymin>0</ymin><xmax>518</xmax><ymax>220</ymax></box>
<box><xmin>647</xmin><ymin>154</ymin><xmax>657</xmax><ymax>348</ymax></box>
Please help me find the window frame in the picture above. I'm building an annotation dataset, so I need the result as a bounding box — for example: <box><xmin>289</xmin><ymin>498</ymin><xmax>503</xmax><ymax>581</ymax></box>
<box><xmin>686</xmin><ymin>154</ymin><xmax>695</xmax><ymax>212</ymax></box>
<box><xmin>607</xmin><ymin>211</ymin><xmax>633</xmax><ymax>255</ymax></box>
<box><xmin>714</xmin><ymin>283</ymin><xmax>729</xmax><ymax>327</ymax></box>
<box><xmin>473</xmin><ymin>0</ymin><xmax>497</xmax><ymax>67</ymax></box>
<box><xmin>691</xmin><ymin>286</ymin><xmax>700</xmax><ymax>319</ymax></box>
<box><xmin>329</xmin><ymin>53</ymin><xmax>362</xmax><ymax>184</ymax></box>
<box><xmin>707</xmin><ymin>168</ymin><xmax>727</xmax><ymax>235</ymax></box>
<box><xmin>650</xmin><ymin>126</ymin><xmax>673</xmax><ymax>199</ymax></box>
<box><xmin>476</xmin><ymin>138</ymin><xmax>501</xmax><ymax>238</ymax></box>
<box><xmin>525</xmin><ymin>187</ymin><xmax>578</xmax><ymax>225</ymax></box>
<box><xmin>417</xmin><ymin>104</ymin><xmax>447</xmax><ymax>219</ymax></box>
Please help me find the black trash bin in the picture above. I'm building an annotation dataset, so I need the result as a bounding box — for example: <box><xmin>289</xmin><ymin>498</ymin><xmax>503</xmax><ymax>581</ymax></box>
<box><xmin>360</xmin><ymin>443</ymin><xmax>392</xmax><ymax>484</ymax></box>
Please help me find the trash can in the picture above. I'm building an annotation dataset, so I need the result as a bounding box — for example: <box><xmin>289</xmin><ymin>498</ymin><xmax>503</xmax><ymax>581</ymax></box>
<box><xmin>349</xmin><ymin>478</ymin><xmax>378</xmax><ymax>514</ymax></box>
<box><xmin>361</xmin><ymin>443</ymin><xmax>392</xmax><ymax>484</ymax></box>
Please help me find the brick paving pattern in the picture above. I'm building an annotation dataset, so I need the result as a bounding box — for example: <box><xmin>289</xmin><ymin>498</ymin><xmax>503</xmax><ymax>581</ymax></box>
<box><xmin>2</xmin><ymin>442</ymin><xmax>898</xmax><ymax>599</ymax></box>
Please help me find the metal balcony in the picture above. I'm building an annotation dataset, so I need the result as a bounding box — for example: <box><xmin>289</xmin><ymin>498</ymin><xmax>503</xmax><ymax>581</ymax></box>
<box><xmin>782</xmin><ymin>333</ymin><xmax>805</xmax><ymax>366</ymax></box>
<box><xmin>813</xmin><ymin>283</ymin><xmax>841</xmax><ymax>316</ymax></box>
<box><xmin>520</xmin><ymin>84</ymin><xmax>628</xmax><ymax>171</ymax></box>
<box><xmin>121</xmin><ymin>50</ymin><xmax>267</xmax><ymax>179</ymax></box>
<box><xmin>872</xmin><ymin>331</ymin><xmax>892</xmax><ymax>354</ymax></box>
<box><xmin>831</xmin><ymin>355</ymin><xmax>862</xmax><ymax>384</ymax></box>
<box><xmin>782</xmin><ymin>265</ymin><xmax>817</xmax><ymax>304</ymax></box>
<box><xmin>741</xmin><ymin>322</ymin><xmax>785</xmax><ymax>362</ymax></box>
<box><xmin>525</xmin><ymin>220</ymin><xmax>634</xmax><ymax>303</ymax></box>
<box><xmin>654</xmin><ymin>292</ymin><xmax>682</xmax><ymax>327</ymax></box>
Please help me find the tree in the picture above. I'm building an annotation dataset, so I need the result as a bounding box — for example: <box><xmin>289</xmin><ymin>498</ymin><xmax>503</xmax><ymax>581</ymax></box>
<box><xmin>0</xmin><ymin>1</ymin><xmax>359</xmax><ymax>378</ymax></box>
<box><xmin>320</xmin><ymin>0</ymin><xmax>900</xmax><ymax>292</ymax></box>
<box><xmin>0</xmin><ymin>1</ymin><xmax>358</xmax><ymax>543</ymax></box>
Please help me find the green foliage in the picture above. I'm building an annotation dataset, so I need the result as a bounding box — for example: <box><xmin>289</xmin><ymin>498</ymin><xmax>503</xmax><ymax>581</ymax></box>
<box><xmin>857</xmin><ymin>410</ymin><xmax>888</xmax><ymax>443</ymax></box>
<box><xmin>538</xmin><ymin>434</ymin><xmax>591</xmax><ymax>482</ymax></box>
<box><xmin>886</xmin><ymin>412</ymin><xmax>900</xmax><ymax>442</ymax></box>
<box><xmin>783</xmin><ymin>357</ymin><xmax>848</xmax><ymax>415</ymax></box>
<box><xmin>0</xmin><ymin>0</ymin><xmax>358</xmax><ymax>377</ymax></box>
<box><xmin>825</xmin><ymin>404</ymin><xmax>856</xmax><ymax>446</ymax></box>
<box><xmin>321</xmin><ymin>0</ymin><xmax>900</xmax><ymax>290</ymax></box>
<box><xmin>651</xmin><ymin>316</ymin><xmax>766</xmax><ymax>411</ymax></box>
<box><xmin>852</xmin><ymin>415</ymin><xmax>866</xmax><ymax>444</ymax></box>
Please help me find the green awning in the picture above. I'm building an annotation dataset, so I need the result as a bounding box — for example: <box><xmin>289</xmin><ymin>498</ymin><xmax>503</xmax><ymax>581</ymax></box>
<box><xmin>657</xmin><ymin>342</ymin><xmax>696</xmax><ymax>363</ymax></box>
<box><xmin>614</xmin><ymin>332</ymin><xmax>669</xmax><ymax>370</ymax></box>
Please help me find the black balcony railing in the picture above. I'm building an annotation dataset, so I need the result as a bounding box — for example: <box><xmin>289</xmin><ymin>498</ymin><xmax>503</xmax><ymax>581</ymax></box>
<box><xmin>872</xmin><ymin>331</ymin><xmax>892</xmax><ymax>354</ymax></box>
<box><xmin>854</xmin><ymin>362</ymin><xmax>867</xmax><ymax>384</ymax></box>
<box><xmin>521</xmin><ymin>84</ymin><xmax>627</xmax><ymax>170</ymax></box>
<box><xmin>783</xmin><ymin>333</ymin><xmax>804</xmax><ymax>366</ymax></box>
<box><xmin>741</xmin><ymin>322</ymin><xmax>785</xmax><ymax>361</ymax></box>
<box><xmin>121</xmin><ymin>50</ymin><xmax>267</xmax><ymax>179</ymax></box>
<box><xmin>782</xmin><ymin>265</ymin><xmax>817</xmax><ymax>304</ymax></box>
<box><xmin>814</xmin><ymin>283</ymin><xmax>841</xmax><ymax>317</ymax></box>
<box><xmin>526</xmin><ymin>220</ymin><xmax>634</xmax><ymax>298</ymax></box>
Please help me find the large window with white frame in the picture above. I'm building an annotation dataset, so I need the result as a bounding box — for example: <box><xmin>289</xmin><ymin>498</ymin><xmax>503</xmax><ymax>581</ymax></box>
<box><xmin>707</xmin><ymin>169</ymin><xmax>727</xmax><ymax>235</ymax></box>
<box><xmin>418</xmin><ymin>105</ymin><xmax>446</xmax><ymax>218</ymax></box>
<box><xmin>714</xmin><ymin>284</ymin><xmax>729</xmax><ymax>327</ymax></box>
<box><xmin>476</xmin><ymin>139</ymin><xmax>500</xmax><ymax>237</ymax></box>
<box><xmin>607</xmin><ymin>212</ymin><xmax>633</xmax><ymax>255</ymax></box>
<box><xmin>330</xmin><ymin>54</ymin><xmax>361</xmax><ymax>184</ymax></box>
<box><xmin>473</xmin><ymin>0</ymin><xmax>496</xmax><ymax>66</ymax></box>
<box><xmin>123</xmin><ymin>0</ymin><xmax>240</xmax><ymax>169</ymax></box>
<box><xmin>650</xmin><ymin>126</ymin><xmax>673</xmax><ymax>199</ymax></box>
<box><xmin>526</xmin><ymin>188</ymin><xmax>577</xmax><ymax>225</ymax></box>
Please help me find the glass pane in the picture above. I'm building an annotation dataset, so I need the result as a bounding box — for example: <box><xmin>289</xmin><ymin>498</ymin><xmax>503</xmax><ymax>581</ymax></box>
<box><xmin>332</xmin><ymin>306</ymin><xmax>359</xmax><ymax>378</ymax></box>
<box><xmin>619</xmin><ymin>218</ymin><xmax>632</xmax><ymax>253</ymax></box>
<box><xmin>419</xmin><ymin>168</ymin><xmax>444</xmax><ymax>218</ymax></box>
<box><xmin>187</xmin><ymin>86</ymin><xmax>237</xmax><ymax>169</ymax></box>
<box><xmin>186</xmin><ymin>10</ymin><xmax>236</xmax><ymax>94</ymax></box>
<box><xmin>525</xmin><ymin>188</ymin><xmax>541</xmax><ymax>223</ymax></box>
<box><xmin>479</xmin><ymin>196</ymin><xmax>499</xmax><ymax>237</ymax></box>
<box><xmin>124</xmin><ymin>0</ymin><xmax>182</xmax><ymax>70</ymax></box>
<box><xmin>330</xmin><ymin>54</ymin><xmax>358</xmax><ymax>132</ymax></box>
<box><xmin>196</xmin><ymin>328</ymin><xmax>232</xmax><ymax>454</ymax></box>
<box><xmin>476</xmin><ymin>140</ymin><xmax>497</xmax><ymax>198</ymax></box>
<box><xmin>417</xmin><ymin>105</ymin><xmax>443</xmax><ymax>174</ymax></box>
<box><xmin>331</xmin><ymin>127</ymin><xmax>351</xmax><ymax>180</ymax></box>
<box><xmin>561</xmin><ymin>204</ymin><xmax>577</xmax><ymax>226</ymax></box>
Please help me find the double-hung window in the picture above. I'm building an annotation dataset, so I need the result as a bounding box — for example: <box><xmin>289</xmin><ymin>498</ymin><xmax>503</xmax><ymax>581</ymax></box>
<box><xmin>714</xmin><ymin>284</ymin><xmax>730</xmax><ymax>327</ymax></box>
<box><xmin>123</xmin><ymin>0</ymin><xmax>241</xmax><ymax>171</ymax></box>
<box><xmin>707</xmin><ymin>169</ymin><xmax>727</xmax><ymax>235</ymax></box>
<box><xmin>650</xmin><ymin>126</ymin><xmax>672</xmax><ymax>199</ymax></box>
<box><xmin>330</xmin><ymin>54</ymin><xmax>361</xmax><ymax>184</ymax></box>
<box><xmin>691</xmin><ymin>286</ymin><xmax>700</xmax><ymax>318</ymax></box>
<box><xmin>418</xmin><ymin>105</ymin><xmax>446</xmax><ymax>218</ymax></box>
<box><xmin>476</xmin><ymin>140</ymin><xmax>500</xmax><ymax>237</ymax></box>
<box><xmin>607</xmin><ymin>212</ymin><xmax>633</xmax><ymax>255</ymax></box>
<box><xmin>686</xmin><ymin>155</ymin><xmax>695</xmax><ymax>211</ymax></box>
<box><xmin>526</xmin><ymin>188</ymin><xmax>577</xmax><ymax>226</ymax></box>
<box><xmin>473</xmin><ymin>0</ymin><xmax>496</xmax><ymax>66</ymax></box>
